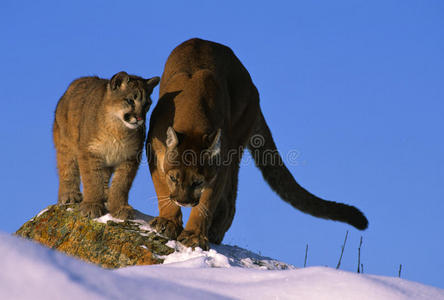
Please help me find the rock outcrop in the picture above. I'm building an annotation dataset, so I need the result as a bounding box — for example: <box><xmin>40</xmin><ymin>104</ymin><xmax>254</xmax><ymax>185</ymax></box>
<box><xmin>16</xmin><ymin>204</ymin><xmax>174</xmax><ymax>268</ymax></box>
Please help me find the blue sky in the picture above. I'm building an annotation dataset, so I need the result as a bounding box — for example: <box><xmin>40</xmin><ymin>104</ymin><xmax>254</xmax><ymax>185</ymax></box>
<box><xmin>1</xmin><ymin>0</ymin><xmax>443</xmax><ymax>288</ymax></box>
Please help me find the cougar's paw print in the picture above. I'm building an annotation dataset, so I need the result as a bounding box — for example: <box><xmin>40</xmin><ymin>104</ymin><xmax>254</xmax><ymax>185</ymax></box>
<box><xmin>177</xmin><ymin>230</ymin><xmax>209</xmax><ymax>251</ymax></box>
<box><xmin>149</xmin><ymin>217</ymin><xmax>183</xmax><ymax>240</ymax></box>
<box><xmin>79</xmin><ymin>202</ymin><xmax>106</xmax><ymax>219</ymax></box>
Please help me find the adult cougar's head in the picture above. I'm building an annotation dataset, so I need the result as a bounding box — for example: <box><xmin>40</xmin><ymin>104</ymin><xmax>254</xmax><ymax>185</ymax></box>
<box><xmin>107</xmin><ymin>71</ymin><xmax>160</xmax><ymax>129</ymax></box>
<box><xmin>162</xmin><ymin>126</ymin><xmax>222</xmax><ymax>207</ymax></box>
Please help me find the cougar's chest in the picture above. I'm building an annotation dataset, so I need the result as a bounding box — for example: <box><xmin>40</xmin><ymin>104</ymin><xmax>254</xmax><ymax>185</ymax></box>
<box><xmin>88</xmin><ymin>131</ymin><xmax>141</xmax><ymax>167</ymax></box>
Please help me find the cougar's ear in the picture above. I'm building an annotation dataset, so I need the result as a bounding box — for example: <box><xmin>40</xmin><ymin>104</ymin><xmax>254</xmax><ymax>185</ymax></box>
<box><xmin>110</xmin><ymin>71</ymin><xmax>129</xmax><ymax>91</ymax></box>
<box><xmin>166</xmin><ymin>126</ymin><xmax>179</xmax><ymax>149</ymax></box>
<box><xmin>208</xmin><ymin>129</ymin><xmax>221</xmax><ymax>158</ymax></box>
<box><xmin>146</xmin><ymin>76</ymin><xmax>160</xmax><ymax>89</ymax></box>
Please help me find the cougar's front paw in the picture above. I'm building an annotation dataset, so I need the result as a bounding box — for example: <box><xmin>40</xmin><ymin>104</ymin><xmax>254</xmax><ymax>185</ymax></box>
<box><xmin>149</xmin><ymin>217</ymin><xmax>183</xmax><ymax>240</ymax></box>
<box><xmin>58</xmin><ymin>191</ymin><xmax>82</xmax><ymax>205</ymax></box>
<box><xmin>177</xmin><ymin>230</ymin><xmax>209</xmax><ymax>250</ymax></box>
<box><xmin>79</xmin><ymin>202</ymin><xmax>106</xmax><ymax>218</ymax></box>
<box><xmin>109</xmin><ymin>205</ymin><xmax>134</xmax><ymax>220</ymax></box>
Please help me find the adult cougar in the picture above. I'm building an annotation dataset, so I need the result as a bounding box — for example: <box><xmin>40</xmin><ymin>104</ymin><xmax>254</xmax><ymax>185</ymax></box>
<box><xmin>54</xmin><ymin>72</ymin><xmax>159</xmax><ymax>219</ymax></box>
<box><xmin>147</xmin><ymin>38</ymin><xmax>368</xmax><ymax>250</ymax></box>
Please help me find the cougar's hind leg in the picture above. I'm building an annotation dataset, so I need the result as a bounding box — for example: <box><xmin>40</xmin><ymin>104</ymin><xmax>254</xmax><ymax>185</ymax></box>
<box><xmin>77</xmin><ymin>154</ymin><xmax>107</xmax><ymax>218</ymax></box>
<box><xmin>208</xmin><ymin>164</ymin><xmax>240</xmax><ymax>244</ymax></box>
<box><xmin>102</xmin><ymin>166</ymin><xmax>113</xmax><ymax>204</ymax></box>
<box><xmin>208</xmin><ymin>90</ymin><xmax>258</xmax><ymax>244</ymax></box>
<box><xmin>56</xmin><ymin>144</ymin><xmax>82</xmax><ymax>205</ymax></box>
<box><xmin>208</xmin><ymin>187</ymin><xmax>237</xmax><ymax>244</ymax></box>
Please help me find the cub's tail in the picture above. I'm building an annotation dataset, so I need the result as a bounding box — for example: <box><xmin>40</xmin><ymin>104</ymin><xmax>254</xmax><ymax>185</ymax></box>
<box><xmin>247</xmin><ymin>111</ymin><xmax>368</xmax><ymax>230</ymax></box>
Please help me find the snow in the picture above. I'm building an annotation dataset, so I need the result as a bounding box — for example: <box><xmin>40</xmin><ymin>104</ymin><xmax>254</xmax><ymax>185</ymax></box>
<box><xmin>94</xmin><ymin>209</ymin><xmax>154</xmax><ymax>229</ymax></box>
<box><xmin>1</xmin><ymin>233</ymin><xmax>443</xmax><ymax>299</ymax></box>
<box><xmin>30</xmin><ymin>208</ymin><xmax>49</xmax><ymax>221</ymax></box>
<box><xmin>93</xmin><ymin>209</ymin><xmax>294</xmax><ymax>270</ymax></box>
<box><xmin>94</xmin><ymin>213</ymin><xmax>125</xmax><ymax>224</ymax></box>
<box><xmin>162</xmin><ymin>240</ymin><xmax>295</xmax><ymax>270</ymax></box>
<box><xmin>36</xmin><ymin>208</ymin><xmax>49</xmax><ymax>218</ymax></box>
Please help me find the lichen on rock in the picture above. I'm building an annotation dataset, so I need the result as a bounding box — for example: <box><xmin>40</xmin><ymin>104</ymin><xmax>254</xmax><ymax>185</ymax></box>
<box><xmin>15</xmin><ymin>204</ymin><xmax>174</xmax><ymax>268</ymax></box>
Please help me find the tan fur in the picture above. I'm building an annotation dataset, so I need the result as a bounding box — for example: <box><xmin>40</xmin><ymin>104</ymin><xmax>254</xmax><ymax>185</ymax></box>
<box><xmin>54</xmin><ymin>72</ymin><xmax>159</xmax><ymax>219</ymax></box>
<box><xmin>147</xmin><ymin>38</ymin><xmax>368</xmax><ymax>250</ymax></box>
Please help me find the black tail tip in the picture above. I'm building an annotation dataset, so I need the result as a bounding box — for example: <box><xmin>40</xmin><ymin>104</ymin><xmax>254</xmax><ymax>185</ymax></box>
<box><xmin>351</xmin><ymin>212</ymin><xmax>369</xmax><ymax>230</ymax></box>
<box><xmin>354</xmin><ymin>218</ymin><xmax>369</xmax><ymax>230</ymax></box>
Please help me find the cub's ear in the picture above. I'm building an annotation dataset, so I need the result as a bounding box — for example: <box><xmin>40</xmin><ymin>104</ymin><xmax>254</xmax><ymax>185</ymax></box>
<box><xmin>110</xmin><ymin>71</ymin><xmax>129</xmax><ymax>91</ymax></box>
<box><xmin>166</xmin><ymin>126</ymin><xmax>179</xmax><ymax>149</ymax></box>
<box><xmin>207</xmin><ymin>129</ymin><xmax>222</xmax><ymax>158</ymax></box>
<box><xmin>146</xmin><ymin>76</ymin><xmax>160</xmax><ymax>89</ymax></box>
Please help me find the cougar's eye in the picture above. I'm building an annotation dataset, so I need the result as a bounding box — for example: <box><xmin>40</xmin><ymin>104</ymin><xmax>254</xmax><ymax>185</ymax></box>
<box><xmin>169</xmin><ymin>175</ymin><xmax>177</xmax><ymax>183</ymax></box>
<box><xmin>191</xmin><ymin>180</ymin><xmax>203</xmax><ymax>188</ymax></box>
<box><xmin>125</xmin><ymin>98</ymin><xmax>134</xmax><ymax>105</ymax></box>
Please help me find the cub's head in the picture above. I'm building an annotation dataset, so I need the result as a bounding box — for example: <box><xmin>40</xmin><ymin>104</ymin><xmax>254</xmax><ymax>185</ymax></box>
<box><xmin>162</xmin><ymin>127</ymin><xmax>222</xmax><ymax>207</ymax></box>
<box><xmin>107</xmin><ymin>71</ymin><xmax>160</xmax><ymax>129</ymax></box>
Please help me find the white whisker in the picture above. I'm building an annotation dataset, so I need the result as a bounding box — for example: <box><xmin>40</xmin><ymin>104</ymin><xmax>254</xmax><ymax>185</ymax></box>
<box><xmin>198</xmin><ymin>205</ymin><xmax>209</xmax><ymax>218</ymax></box>
<box><xmin>147</xmin><ymin>194</ymin><xmax>170</xmax><ymax>200</ymax></box>
<box><xmin>159</xmin><ymin>198</ymin><xmax>174</xmax><ymax>211</ymax></box>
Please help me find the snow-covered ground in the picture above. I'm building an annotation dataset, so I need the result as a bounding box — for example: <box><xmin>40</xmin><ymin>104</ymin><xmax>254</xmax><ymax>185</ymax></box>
<box><xmin>1</xmin><ymin>232</ymin><xmax>443</xmax><ymax>300</ymax></box>
<box><xmin>95</xmin><ymin>211</ymin><xmax>295</xmax><ymax>270</ymax></box>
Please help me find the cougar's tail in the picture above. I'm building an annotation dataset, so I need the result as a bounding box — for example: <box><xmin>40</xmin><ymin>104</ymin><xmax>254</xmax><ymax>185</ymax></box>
<box><xmin>248</xmin><ymin>111</ymin><xmax>368</xmax><ymax>230</ymax></box>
